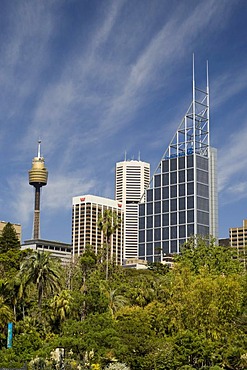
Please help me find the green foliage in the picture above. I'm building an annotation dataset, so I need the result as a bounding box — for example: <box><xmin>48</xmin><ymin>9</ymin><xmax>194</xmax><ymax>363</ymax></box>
<box><xmin>147</xmin><ymin>261</ymin><xmax>170</xmax><ymax>274</ymax></box>
<box><xmin>175</xmin><ymin>235</ymin><xmax>242</xmax><ymax>275</ymax></box>
<box><xmin>0</xmin><ymin>237</ymin><xmax>244</xmax><ymax>369</ymax></box>
<box><xmin>20</xmin><ymin>251</ymin><xmax>61</xmax><ymax>307</ymax></box>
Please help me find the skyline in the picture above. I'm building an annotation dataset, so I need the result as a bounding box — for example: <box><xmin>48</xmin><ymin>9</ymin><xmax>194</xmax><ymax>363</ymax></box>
<box><xmin>1</xmin><ymin>0</ymin><xmax>247</xmax><ymax>243</ymax></box>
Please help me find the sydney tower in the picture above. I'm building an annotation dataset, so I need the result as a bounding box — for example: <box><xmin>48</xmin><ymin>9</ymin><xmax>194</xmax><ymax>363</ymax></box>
<box><xmin>29</xmin><ymin>141</ymin><xmax>48</xmax><ymax>239</ymax></box>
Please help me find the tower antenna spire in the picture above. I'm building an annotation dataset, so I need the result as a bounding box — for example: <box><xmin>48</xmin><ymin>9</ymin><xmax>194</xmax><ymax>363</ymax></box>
<box><xmin>37</xmin><ymin>139</ymin><xmax>41</xmax><ymax>158</ymax></box>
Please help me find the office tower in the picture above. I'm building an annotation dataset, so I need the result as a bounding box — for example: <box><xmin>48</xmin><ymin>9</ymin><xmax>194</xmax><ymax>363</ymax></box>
<box><xmin>115</xmin><ymin>159</ymin><xmax>150</xmax><ymax>260</ymax></box>
<box><xmin>229</xmin><ymin>219</ymin><xmax>247</xmax><ymax>263</ymax></box>
<box><xmin>72</xmin><ymin>194</ymin><xmax>124</xmax><ymax>264</ymax></box>
<box><xmin>29</xmin><ymin>141</ymin><xmax>48</xmax><ymax>239</ymax></box>
<box><xmin>139</xmin><ymin>62</ymin><xmax>218</xmax><ymax>262</ymax></box>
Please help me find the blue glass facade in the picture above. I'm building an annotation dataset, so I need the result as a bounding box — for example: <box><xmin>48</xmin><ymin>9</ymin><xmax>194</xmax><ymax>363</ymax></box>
<box><xmin>138</xmin><ymin>152</ymin><xmax>210</xmax><ymax>261</ymax></box>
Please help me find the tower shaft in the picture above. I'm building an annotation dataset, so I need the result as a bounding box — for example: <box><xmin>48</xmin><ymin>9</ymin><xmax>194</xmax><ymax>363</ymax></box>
<box><xmin>33</xmin><ymin>186</ymin><xmax>41</xmax><ymax>239</ymax></box>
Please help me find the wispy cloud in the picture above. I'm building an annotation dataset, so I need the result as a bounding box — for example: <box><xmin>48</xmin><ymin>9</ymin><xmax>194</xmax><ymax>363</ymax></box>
<box><xmin>212</xmin><ymin>65</ymin><xmax>247</xmax><ymax>108</ymax></box>
<box><xmin>218</xmin><ymin>122</ymin><xmax>247</xmax><ymax>196</ymax></box>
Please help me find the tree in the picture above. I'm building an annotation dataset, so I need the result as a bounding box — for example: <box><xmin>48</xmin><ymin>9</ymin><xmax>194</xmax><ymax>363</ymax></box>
<box><xmin>98</xmin><ymin>210</ymin><xmax>122</xmax><ymax>280</ymax></box>
<box><xmin>0</xmin><ymin>295</ymin><xmax>13</xmax><ymax>330</ymax></box>
<box><xmin>0</xmin><ymin>223</ymin><xmax>20</xmax><ymax>253</ymax></box>
<box><xmin>0</xmin><ymin>223</ymin><xmax>24</xmax><ymax>279</ymax></box>
<box><xmin>175</xmin><ymin>235</ymin><xmax>242</xmax><ymax>275</ymax></box>
<box><xmin>50</xmin><ymin>290</ymin><xmax>73</xmax><ymax>328</ymax></box>
<box><xmin>20</xmin><ymin>251</ymin><xmax>61</xmax><ymax>307</ymax></box>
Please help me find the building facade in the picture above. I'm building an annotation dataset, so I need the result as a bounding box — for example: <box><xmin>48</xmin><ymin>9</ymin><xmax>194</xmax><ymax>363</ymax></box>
<box><xmin>230</xmin><ymin>219</ymin><xmax>247</xmax><ymax>253</ymax></box>
<box><xmin>138</xmin><ymin>64</ymin><xmax>218</xmax><ymax>262</ymax></box>
<box><xmin>21</xmin><ymin>239</ymin><xmax>72</xmax><ymax>264</ymax></box>
<box><xmin>115</xmin><ymin>160</ymin><xmax>150</xmax><ymax>260</ymax></box>
<box><xmin>72</xmin><ymin>194</ymin><xmax>124</xmax><ymax>264</ymax></box>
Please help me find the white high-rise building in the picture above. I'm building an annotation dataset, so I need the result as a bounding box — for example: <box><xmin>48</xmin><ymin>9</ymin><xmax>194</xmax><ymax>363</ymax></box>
<box><xmin>72</xmin><ymin>195</ymin><xmax>124</xmax><ymax>264</ymax></box>
<box><xmin>115</xmin><ymin>160</ymin><xmax>150</xmax><ymax>260</ymax></box>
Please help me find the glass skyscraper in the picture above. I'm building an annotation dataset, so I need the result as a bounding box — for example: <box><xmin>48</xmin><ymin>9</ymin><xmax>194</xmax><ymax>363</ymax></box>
<box><xmin>138</xmin><ymin>63</ymin><xmax>218</xmax><ymax>262</ymax></box>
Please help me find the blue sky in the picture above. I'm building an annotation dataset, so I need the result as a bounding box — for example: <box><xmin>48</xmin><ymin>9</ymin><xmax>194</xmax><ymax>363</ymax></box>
<box><xmin>0</xmin><ymin>0</ymin><xmax>247</xmax><ymax>243</ymax></box>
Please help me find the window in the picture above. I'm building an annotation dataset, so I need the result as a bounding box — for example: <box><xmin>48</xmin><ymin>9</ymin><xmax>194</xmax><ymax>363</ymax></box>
<box><xmin>179</xmin><ymin>170</ymin><xmax>185</xmax><ymax>183</ymax></box>
<box><xmin>197</xmin><ymin>196</ymin><xmax>209</xmax><ymax>211</ymax></box>
<box><xmin>147</xmin><ymin>243</ymin><xmax>153</xmax><ymax>255</ymax></box>
<box><xmin>179</xmin><ymin>184</ymin><xmax>185</xmax><ymax>196</ymax></box>
<box><xmin>155</xmin><ymin>188</ymin><xmax>161</xmax><ymax>200</ymax></box>
<box><xmin>179</xmin><ymin>225</ymin><xmax>186</xmax><ymax>238</ymax></box>
<box><xmin>154</xmin><ymin>174</ymin><xmax>161</xmax><ymax>187</ymax></box>
<box><xmin>147</xmin><ymin>216</ymin><xmax>153</xmax><ymax>228</ymax></box>
<box><xmin>147</xmin><ymin>189</ymin><xmax>153</xmax><ymax>202</ymax></box>
<box><xmin>187</xmin><ymin>210</ymin><xmax>194</xmax><ymax>223</ymax></box>
<box><xmin>171</xmin><ymin>226</ymin><xmax>177</xmax><ymax>238</ymax></box>
<box><xmin>170</xmin><ymin>212</ymin><xmax>177</xmax><ymax>225</ymax></box>
<box><xmin>162</xmin><ymin>173</ymin><xmax>169</xmax><ymax>186</ymax></box>
<box><xmin>162</xmin><ymin>187</ymin><xmax>169</xmax><ymax>199</ymax></box>
<box><xmin>154</xmin><ymin>215</ymin><xmax>161</xmax><ymax>227</ymax></box>
<box><xmin>139</xmin><ymin>217</ymin><xmax>145</xmax><ymax>229</ymax></box>
<box><xmin>162</xmin><ymin>213</ymin><xmax>169</xmax><ymax>226</ymax></box>
<box><xmin>139</xmin><ymin>230</ymin><xmax>145</xmax><ymax>243</ymax></box>
<box><xmin>187</xmin><ymin>196</ymin><xmax>194</xmax><ymax>209</ymax></box>
<box><xmin>154</xmin><ymin>201</ymin><xmax>161</xmax><ymax>214</ymax></box>
<box><xmin>179</xmin><ymin>197</ymin><xmax>185</xmax><ymax>210</ymax></box>
<box><xmin>197</xmin><ymin>155</ymin><xmax>208</xmax><ymax>171</ymax></box>
<box><xmin>170</xmin><ymin>158</ymin><xmax>177</xmax><ymax>171</ymax></box>
<box><xmin>187</xmin><ymin>168</ymin><xmax>194</xmax><ymax>181</ymax></box>
<box><xmin>147</xmin><ymin>203</ymin><xmax>153</xmax><ymax>215</ymax></box>
<box><xmin>179</xmin><ymin>211</ymin><xmax>185</xmax><ymax>224</ymax></box>
<box><xmin>162</xmin><ymin>227</ymin><xmax>169</xmax><ymax>239</ymax></box>
<box><xmin>162</xmin><ymin>160</ymin><xmax>169</xmax><ymax>172</ymax></box>
<box><xmin>197</xmin><ymin>211</ymin><xmax>209</xmax><ymax>225</ymax></box>
<box><xmin>171</xmin><ymin>240</ymin><xmax>177</xmax><ymax>253</ymax></box>
<box><xmin>170</xmin><ymin>172</ymin><xmax>177</xmax><ymax>184</ymax></box>
<box><xmin>187</xmin><ymin>182</ymin><xmax>194</xmax><ymax>195</ymax></box>
<box><xmin>163</xmin><ymin>200</ymin><xmax>169</xmax><ymax>212</ymax></box>
<box><xmin>197</xmin><ymin>225</ymin><xmax>209</xmax><ymax>236</ymax></box>
<box><xmin>146</xmin><ymin>229</ymin><xmax>153</xmax><ymax>242</ymax></box>
<box><xmin>179</xmin><ymin>156</ymin><xmax>185</xmax><ymax>169</ymax></box>
<box><xmin>197</xmin><ymin>169</ymin><xmax>208</xmax><ymax>184</ymax></box>
<box><xmin>154</xmin><ymin>228</ymin><xmax>161</xmax><ymax>240</ymax></box>
<box><xmin>171</xmin><ymin>186</ymin><xmax>177</xmax><ymax>198</ymax></box>
<box><xmin>162</xmin><ymin>241</ymin><xmax>169</xmax><ymax>254</ymax></box>
<box><xmin>187</xmin><ymin>155</ymin><xmax>194</xmax><ymax>168</ymax></box>
<box><xmin>187</xmin><ymin>224</ymin><xmax>194</xmax><ymax>236</ymax></box>
<box><xmin>170</xmin><ymin>199</ymin><xmax>177</xmax><ymax>211</ymax></box>
<box><xmin>139</xmin><ymin>244</ymin><xmax>145</xmax><ymax>256</ymax></box>
<box><xmin>197</xmin><ymin>183</ymin><xmax>209</xmax><ymax>198</ymax></box>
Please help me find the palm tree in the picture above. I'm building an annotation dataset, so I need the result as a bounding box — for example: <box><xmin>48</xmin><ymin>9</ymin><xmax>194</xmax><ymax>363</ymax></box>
<box><xmin>0</xmin><ymin>296</ymin><xmax>13</xmax><ymax>330</ymax></box>
<box><xmin>103</xmin><ymin>288</ymin><xmax>128</xmax><ymax>318</ymax></box>
<box><xmin>97</xmin><ymin>209</ymin><xmax>121</xmax><ymax>280</ymax></box>
<box><xmin>50</xmin><ymin>289</ymin><xmax>72</xmax><ymax>323</ymax></box>
<box><xmin>20</xmin><ymin>251</ymin><xmax>61</xmax><ymax>307</ymax></box>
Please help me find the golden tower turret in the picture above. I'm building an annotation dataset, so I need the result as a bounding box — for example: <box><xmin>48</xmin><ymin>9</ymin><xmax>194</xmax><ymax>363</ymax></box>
<box><xmin>29</xmin><ymin>140</ymin><xmax>48</xmax><ymax>239</ymax></box>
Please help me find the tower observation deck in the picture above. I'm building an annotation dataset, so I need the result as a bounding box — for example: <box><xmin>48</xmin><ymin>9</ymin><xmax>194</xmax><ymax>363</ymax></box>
<box><xmin>29</xmin><ymin>141</ymin><xmax>48</xmax><ymax>239</ymax></box>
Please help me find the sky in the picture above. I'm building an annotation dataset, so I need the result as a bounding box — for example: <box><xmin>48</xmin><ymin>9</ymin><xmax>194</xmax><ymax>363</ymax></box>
<box><xmin>0</xmin><ymin>0</ymin><xmax>247</xmax><ymax>243</ymax></box>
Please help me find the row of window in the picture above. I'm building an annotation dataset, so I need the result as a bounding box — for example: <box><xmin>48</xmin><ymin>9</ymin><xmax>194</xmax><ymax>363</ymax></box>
<box><xmin>161</xmin><ymin>154</ymin><xmax>208</xmax><ymax>172</ymax></box>
<box><xmin>139</xmin><ymin>222</ymin><xmax>209</xmax><ymax>243</ymax></box>
<box><xmin>154</xmin><ymin>168</ymin><xmax>209</xmax><ymax>188</ymax></box>
<box><xmin>140</xmin><ymin>209</ymin><xmax>209</xmax><ymax>228</ymax></box>
<box><xmin>140</xmin><ymin>195</ymin><xmax>209</xmax><ymax>216</ymax></box>
<box><xmin>146</xmin><ymin>182</ymin><xmax>209</xmax><ymax>202</ymax></box>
